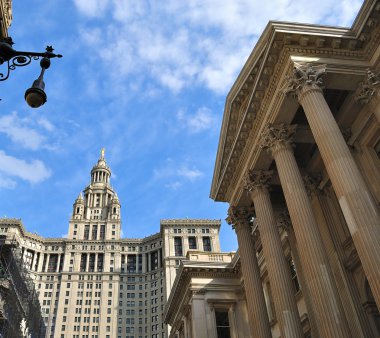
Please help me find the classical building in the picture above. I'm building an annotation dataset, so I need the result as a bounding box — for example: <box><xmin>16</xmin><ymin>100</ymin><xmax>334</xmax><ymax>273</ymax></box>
<box><xmin>0</xmin><ymin>151</ymin><xmax>222</xmax><ymax>338</ymax></box>
<box><xmin>205</xmin><ymin>0</ymin><xmax>380</xmax><ymax>337</ymax></box>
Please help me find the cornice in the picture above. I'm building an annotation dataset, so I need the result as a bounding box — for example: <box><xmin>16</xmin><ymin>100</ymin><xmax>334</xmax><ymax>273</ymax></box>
<box><xmin>211</xmin><ymin>0</ymin><xmax>380</xmax><ymax>203</ymax></box>
<box><xmin>164</xmin><ymin>261</ymin><xmax>240</xmax><ymax>325</ymax></box>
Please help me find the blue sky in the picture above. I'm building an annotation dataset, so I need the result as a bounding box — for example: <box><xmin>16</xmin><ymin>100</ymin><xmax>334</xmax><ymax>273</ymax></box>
<box><xmin>0</xmin><ymin>0</ymin><xmax>362</xmax><ymax>251</ymax></box>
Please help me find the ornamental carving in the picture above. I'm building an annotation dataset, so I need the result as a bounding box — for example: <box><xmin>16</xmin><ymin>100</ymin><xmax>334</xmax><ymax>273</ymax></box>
<box><xmin>260</xmin><ymin>123</ymin><xmax>297</xmax><ymax>155</ymax></box>
<box><xmin>242</xmin><ymin>170</ymin><xmax>273</xmax><ymax>192</ymax></box>
<box><xmin>277</xmin><ymin>210</ymin><xmax>292</xmax><ymax>231</ymax></box>
<box><xmin>282</xmin><ymin>62</ymin><xmax>326</xmax><ymax>98</ymax></box>
<box><xmin>226</xmin><ymin>206</ymin><xmax>254</xmax><ymax>231</ymax></box>
<box><xmin>355</xmin><ymin>69</ymin><xmax>380</xmax><ymax>104</ymax></box>
<box><xmin>303</xmin><ymin>174</ymin><xmax>322</xmax><ymax>198</ymax></box>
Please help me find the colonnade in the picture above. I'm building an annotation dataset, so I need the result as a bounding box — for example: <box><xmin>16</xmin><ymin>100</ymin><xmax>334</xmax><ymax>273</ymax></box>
<box><xmin>227</xmin><ymin>64</ymin><xmax>380</xmax><ymax>338</ymax></box>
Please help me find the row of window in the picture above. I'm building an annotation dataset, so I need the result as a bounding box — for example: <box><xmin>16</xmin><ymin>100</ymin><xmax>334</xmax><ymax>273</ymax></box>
<box><xmin>174</xmin><ymin>236</ymin><xmax>212</xmax><ymax>256</ymax></box>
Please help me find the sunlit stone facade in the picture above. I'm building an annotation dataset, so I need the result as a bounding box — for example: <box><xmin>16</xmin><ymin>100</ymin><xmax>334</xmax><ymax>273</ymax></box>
<box><xmin>0</xmin><ymin>151</ymin><xmax>221</xmax><ymax>338</ymax></box>
<box><xmin>196</xmin><ymin>0</ymin><xmax>380</xmax><ymax>337</ymax></box>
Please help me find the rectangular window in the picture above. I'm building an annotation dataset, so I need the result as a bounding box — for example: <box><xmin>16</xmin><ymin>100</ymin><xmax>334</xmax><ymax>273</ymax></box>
<box><xmin>89</xmin><ymin>253</ymin><xmax>96</xmax><ymax>272</ymax></box>
<box><xmin>80</xmin><ymin>254</ymin><xmax>87</xmax><ymax>272</ymax></box>
<box><xmin>84</xmin><ymin>225</ymin><xmax>90</xmax><ymax>240</ymax></box>
<box><xmin>92</xmin><ymin>225</ymin><xmax>98</xmax><ymax>240</ymax></box>
<box><xmin>215</xmin><ymin>310</ymin><xmax>231</xmax><ymax>338</ymax></box>
<box><xmin>127</xmin><ymin>255</ymin><xmax>137</xmax><ymax>273</ymax></box>
<box><xmin>188</xmin><ymin>237</ymin><xmax>197</xmax><ymax>250</ymax></box>
<box><xmin>100</xmin><ymin>225</ymin><xmax>106</xmax><ymax>240</ymax></box>
<box><xmin>97</xmin><ymin>253</ymin><xmax>104</xmax><ymax>272</ymax></box>
<box><xmin>203</xmin><ymin>237</ymin><xmax>212</xmax><ymax>252</ymax></box>
<box><xmin>174</xmin><ymin>237</ymin><xmax>183</xmax><ymax>256</ymax></box>
<box><xmin>47</xmin><ymin>254</ymin><xmax>59</xmax><ymax>272</ymax></box>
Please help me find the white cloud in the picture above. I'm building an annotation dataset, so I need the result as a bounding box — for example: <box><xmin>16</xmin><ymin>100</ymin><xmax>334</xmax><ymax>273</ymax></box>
<box><xmin>38</xmin><ymin>118</ymin><xmax>55</xmax><ymax>132</ymax></box>
<box><xmin>0</xmin><ymin>151</ymin><xmax>52</xmax><ymax>185</ymax></box>
<box><xmin>165</xmin><ymin>181</ymin><xmax>182</xmax><ymax>190</ymax></box>
<box><xmin>177</xmin><ymin>107</ymin><xmax>216</xmax><ymax>133</ymax></box>
<box><xmin>0</xmin><ymin>174</ymin><xmax>16</xmax><ymax>189</ymax></box>
<box><xmin>0</xmin><ymin>112</ymin><xmax>46</xmax><ymax>150</ymax></box>
<box><xmin>73</xmin><ymin>0</ymin><xmax>109</xmax><ymax>17</ymax></box>
<box><xmin>73</xmin><ymin>0</ymin><xmax>362</xmax><ymax>95</ymax></box>
<box><xmin>177</xmin><ymin>167</ymin><xmax>203</xmax><ymax>181</ymax></box>
<box><xmin>151</xmin><ymin>159</ymin><xmax>203</xmax><ymax>189</ymax></box>
<box><xmin>0</xmin><ymin>112</ymin><xmax>56</xmax><ymax>151</ymax></box>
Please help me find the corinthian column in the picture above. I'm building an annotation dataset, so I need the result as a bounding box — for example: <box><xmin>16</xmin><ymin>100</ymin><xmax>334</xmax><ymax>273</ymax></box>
<box><xmin>355</xmin><ymin>69</ymin><xmax>380</xmax><ymax>124</ymax></box>
<box><xmin>243</xmin><ymin>170</ymin><xmax>304</xmax><ymax>338</ymax></box>
<box><xmin>284</xmin><ymin>63</ymin><xmax>380</xmax><ymax>309</ymax></box>
<box><xmin>261</xmin><ymin>123</ymin><xmax>351</xmax><ymax>338</ymax></box>
<box><xmin>226</xmin><ymin>207</ymin><xmax>272</xmax><ymax>338</ymax></box>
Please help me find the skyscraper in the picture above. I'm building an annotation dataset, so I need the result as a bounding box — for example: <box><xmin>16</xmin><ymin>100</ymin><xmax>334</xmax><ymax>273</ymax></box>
<box><xmin>0</xmin><ymin>150</ymin><xmax>221</xmax><ymax>338</ymax></box>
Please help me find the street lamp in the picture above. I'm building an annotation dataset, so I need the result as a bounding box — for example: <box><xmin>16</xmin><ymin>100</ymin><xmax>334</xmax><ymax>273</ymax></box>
<box><xmin>0</xmin><ymin>37</ymin><xmax>62</xmax><ymax>108</ymax></box>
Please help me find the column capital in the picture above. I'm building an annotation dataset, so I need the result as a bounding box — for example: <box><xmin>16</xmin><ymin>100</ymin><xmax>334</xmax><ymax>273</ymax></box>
<box><xmin>242</xmin><ymin>170</ymin><xmax>273</xmax><ymax>196</ymax></box>
<box><xmin>303</xmin><ymin>174</ymin><xmax>323</xmax><ymax>198</ymax></box>
<box><xmin>260</xmin><ymin>123</ymin><xmax>296</xmax><ymax>156</ymax></box>
<box><xmin>226</xmin><ymin>206</ymin><xmax>254</xmax><ymax>233</ymax></box>
<box><xmin>277</xmin><ymin>209</ymin><xmax>292</xmax><ymax>232</ymax></box>
<box><xmin>282</xmin><ymin>62</ymin><xmax>326</xmax><ymax>100</ymax></box>
<box><xmin>355</xmin><ymin>69</ymin><xmax>380</xmax><ymax>104</ymax></box>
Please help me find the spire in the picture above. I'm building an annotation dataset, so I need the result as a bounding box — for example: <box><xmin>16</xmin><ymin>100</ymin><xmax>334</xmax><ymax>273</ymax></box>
<box><xmin>100</xmin><ymin>147</ymin><xmax>105</xmax><ymax>160</ymax></box>
<box><xmin>75</xmin><ymin>192</ymin><xmax>84</xmax><ymax>204</ymax></box>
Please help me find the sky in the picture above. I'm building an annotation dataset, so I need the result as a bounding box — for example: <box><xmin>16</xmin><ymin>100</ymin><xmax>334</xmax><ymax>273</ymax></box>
<box><xmin>0</xmin><ymin>0</ymin><xmax>363</xmax><ymax>251</ymax></box>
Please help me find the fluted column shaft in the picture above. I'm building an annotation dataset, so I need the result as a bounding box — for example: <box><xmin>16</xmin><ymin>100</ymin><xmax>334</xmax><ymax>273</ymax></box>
<box><xmin>245</xmin><ymin>173</ymin><xmax>303</xmax><ymax>338</ymax></box>
<box><xmin>270</xmin><ymin>139</ymin><xmax>351</xmax><ymax>338</ymax></box>
<box><xmin>228</xmin><ymin>210</ymin><xmax>272</xmax><ymax>338</ymax></box>
<box><xmin>299</xmin><ymin>86</ymin><xmax>380</xmax><ymax>309</ymax></box>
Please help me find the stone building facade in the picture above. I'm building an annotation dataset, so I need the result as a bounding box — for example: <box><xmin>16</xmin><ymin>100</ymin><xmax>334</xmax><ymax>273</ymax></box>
<box><xmin>0</xmin><ymin>151</ymin><xmax>222</xmax><ymax>338</ymax></box>
<box><xmin>207</xmin><ymin>0</ymin><xmax>380</xmax><ymax>337</ymax></box>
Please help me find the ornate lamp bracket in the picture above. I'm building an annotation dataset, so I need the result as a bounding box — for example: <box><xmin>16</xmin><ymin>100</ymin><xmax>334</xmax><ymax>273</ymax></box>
<box><xmin>0</xmin><ymin>37</ymin><xmax>62</xmax><ymax>81</ymax></box>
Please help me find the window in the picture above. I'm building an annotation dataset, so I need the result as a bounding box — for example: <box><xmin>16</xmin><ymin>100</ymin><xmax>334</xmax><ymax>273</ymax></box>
<box><xmin>84</xmin><ymin>225</ymin><xmax>90</xmax><ymax>240</ymax></box>
<box><xmin>288</xmin><ymin>257</ymin><xmax>300</xmax><ymax>293</ymax></box>
<box><xmin>100</xmin><ymin>225</ymin><xmax>106</xmax><ymax>240</ymax></box>
<box><xmin>92</xmin><ymin>225</ymin><xmax>98</xmax><ymax>240</ymax></box>
<box><xmin>188</xmin><ymin>236</ymin><xmax>197</xmax><ymax>250</ymax></box>
<box><xmin>80</xmin><ymin>254</ymin><xmax>87</xmax><ymax>272</ymax></box>
<box><xmin>174</xmin><ymin>237</ymin><xmax>183</xmax><ymax>256</ymax></box>
<box><xmin>215</xmin><ymin>310</ymin><xmax>231</xmax><ymax>338</ymax></box>
<box><xmin>203</xmin><ymin>237</ymin><xmax>212</xmax><ymax>251</ymax></box>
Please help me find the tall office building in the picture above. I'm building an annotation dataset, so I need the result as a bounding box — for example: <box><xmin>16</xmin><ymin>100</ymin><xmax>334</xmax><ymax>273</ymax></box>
<box><xmin>0</xmin><ymin>151</ymin><xmax>221</xmax><ymax>338</ymax></box>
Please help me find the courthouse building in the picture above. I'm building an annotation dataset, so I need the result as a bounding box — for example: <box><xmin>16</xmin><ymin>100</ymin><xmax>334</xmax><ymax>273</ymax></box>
<box><xmin>166</xmin><ymin>0</ymin><xmax>380</xmax><ymax>338</ymax></box>
<box><xmin>210</xmin><ymin>0</ymin><xmax>380</xmax><ymax>337</ymax></box>
<box><xmin>0</xmin><ymin>151</ymin><xmax>222</xmax><ymax>338</ymax></box>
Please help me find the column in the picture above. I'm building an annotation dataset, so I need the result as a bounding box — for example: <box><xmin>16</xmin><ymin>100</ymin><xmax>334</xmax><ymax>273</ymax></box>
<box><xmin>226</xmin><ymin>207</ymin><xmax>272</xmax><ymax>338</ymax></box>
<box><xmin>285</xmin><ymin>63</ymin><xmax>380</xmax><ymax>308</ymax></box>
<box><xmin>243</xmin><ymin>170</ymin><xmax>304</xmax><ymax>338</ymax></box>
<box><xmin>45</xmin><ymin>254</ymin><xmax>50</xmax><ymax>272</ymax></box>
<box><xmin>31</xmin><ymin>251</ymin><xmax>37</xmax><ymax>272</ymax></box>
<box><xmin>355</xmin><ymin>69</ymin><xmax>380</xmax><ymax>124</ymax></box>
<box><xmin>260</xmin><ymin>123</ymin><xmax>351</xmax><ymax>338</ymax></box>
<box><xmin>56</xmin><ymin>254</ymin><xmax>61</xmax><ymax>273</ymax></box>
<box><xmin>158</xmin><ymin>249</ymin><xmax>161</xmax><ymax>269</ymax></box>
<box><xmin>277</xmin><ymin>211</ymin><xmax>320</xmax><ymax>338</ymax></box>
